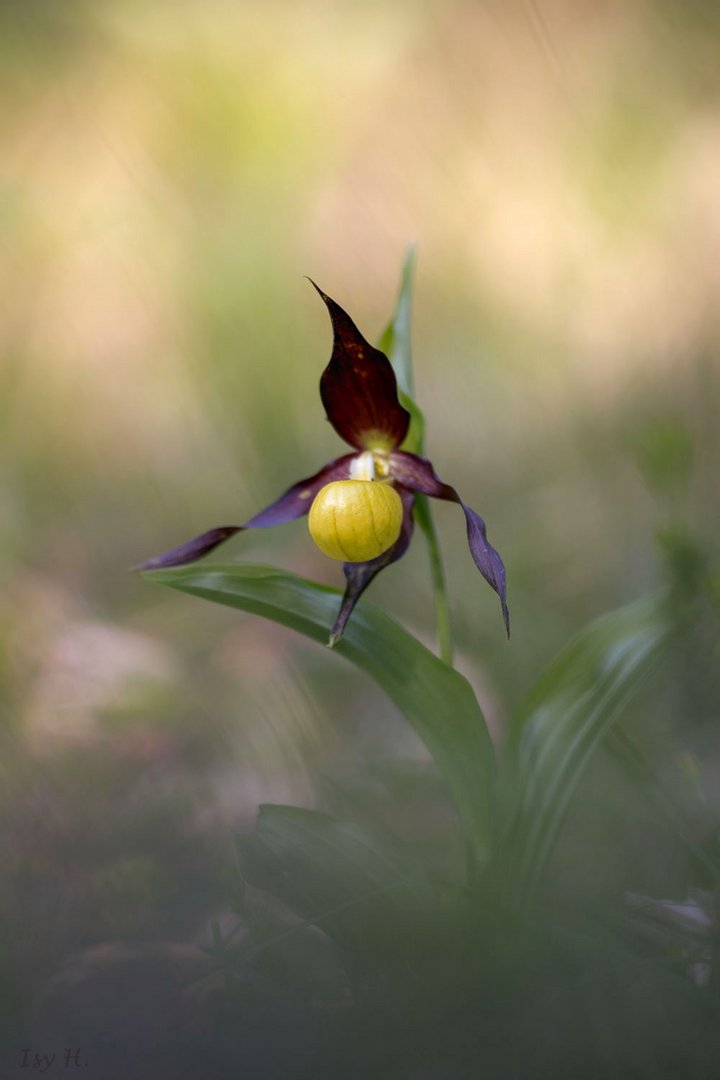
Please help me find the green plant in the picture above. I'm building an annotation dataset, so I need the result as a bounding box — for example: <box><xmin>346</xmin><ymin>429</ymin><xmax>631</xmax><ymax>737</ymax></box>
<box><xmin>142</xmin><ymin>254</ymin><xmax>719</xmax><ymax>1077</ymax></box>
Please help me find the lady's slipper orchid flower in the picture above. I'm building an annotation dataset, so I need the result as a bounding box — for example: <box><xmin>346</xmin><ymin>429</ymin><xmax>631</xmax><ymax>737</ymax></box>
<box><xmin>140</xmin><ymin>285</ymin><xmax>509</xmax><ymax>645</ymax></box>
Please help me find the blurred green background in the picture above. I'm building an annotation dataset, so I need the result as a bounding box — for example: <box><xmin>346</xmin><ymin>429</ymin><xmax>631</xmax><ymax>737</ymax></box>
<box><xmin>1</xmin><ymin>1</ymin><xmax>719</xmax><ymax>1076</ymax></box>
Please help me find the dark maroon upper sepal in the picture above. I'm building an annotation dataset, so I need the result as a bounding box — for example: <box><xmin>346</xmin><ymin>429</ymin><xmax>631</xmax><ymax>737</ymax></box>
<box><xmin>138</xmin><ymin>453</ymin><xmax>356</xmax><ymax>571</ymax></box>
<box><xmin>329</xmin><ymin>486</ymin><xmax>415</xmax><ymax>646</ymax></box>
<box><xmin>310</xmin><ymin>281</ymin><xmax>410</xmax><ymax>451</ymax></box>
<box><xmin>390</xmin><ymin>451</ymin><xmax>510</xmax><ymax>637</ymax></box>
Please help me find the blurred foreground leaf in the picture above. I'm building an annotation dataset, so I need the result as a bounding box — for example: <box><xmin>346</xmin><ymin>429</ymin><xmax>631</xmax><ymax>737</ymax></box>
<box><xmin>143</xmin><ymin>563</ymin><xmax>494</xmax><ymax>863</ymax></box>
<box><xmin>497</xmin><ymin>594</ymin><xmax>672</xmax><ymax>912</ymax></box>
<box><xmin>237</xmin><ymin>805</ymin><xmax>434</xmax><ymax>957</ymax></box>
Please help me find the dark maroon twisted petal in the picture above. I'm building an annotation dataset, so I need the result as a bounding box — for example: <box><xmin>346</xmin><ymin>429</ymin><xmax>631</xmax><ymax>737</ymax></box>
<box><xmin>311</xmin><ymin>281</ymin><xmax>411</xmax><ymax>451</ymax></box>
<box><xmin>137</xmin><ymin>526</ymin><xmax>245</xmax><ymax>570</ymax></box>
<box><xmin>138</xmin><ymin>453</ymin><xmax>357</xmax><ymax>571</ymax></box>
<box><xmin>329</xmin><ymin>485</ymin><xmax>416</xmax><ymax>646</ymax></box>
<box><xmin>390</xmin><ymin>451</ymin><xmax>510</xmax><ymax>637</ymax></box>
<box><xmin>244</xmin><ymin>453</ymin><xmax>356</xmax><ymax>527</ymax></box>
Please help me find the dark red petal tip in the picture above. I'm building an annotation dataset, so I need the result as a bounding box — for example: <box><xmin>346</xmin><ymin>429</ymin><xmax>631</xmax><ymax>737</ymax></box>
<box><xmin>309</xmin><ymin>281</ymin><xmax>410</xmax><ymax>452</ymax></box>
<box><xmin>390</xmin><ymin>451</ymin><xmax>510</xmax><ymax>637</ymax></box>
<box><xmin>329</xmin><ymin>486</ymin><xmax>415</xmax><ymax>646</ymax></box>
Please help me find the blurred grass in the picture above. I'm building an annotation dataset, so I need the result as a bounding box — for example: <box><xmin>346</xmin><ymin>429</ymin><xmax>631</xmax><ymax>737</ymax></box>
<box><xmin>0</xmin><ymin>1</ymin><xmax>719</xmax><ymax>1075</ymax></box>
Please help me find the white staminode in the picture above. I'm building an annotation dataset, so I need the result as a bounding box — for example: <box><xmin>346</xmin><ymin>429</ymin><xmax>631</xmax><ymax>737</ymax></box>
<box><xmin>349</xmin><ymin>451</ymin><xmax>376</xmax><ymax>482</ymax></box>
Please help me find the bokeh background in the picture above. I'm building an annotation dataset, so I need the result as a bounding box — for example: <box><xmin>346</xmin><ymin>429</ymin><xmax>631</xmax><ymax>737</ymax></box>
<box><xmin>1</xmin><ymin>1</ymin><xmax>719</xmax><ymax>1076</ymax></box>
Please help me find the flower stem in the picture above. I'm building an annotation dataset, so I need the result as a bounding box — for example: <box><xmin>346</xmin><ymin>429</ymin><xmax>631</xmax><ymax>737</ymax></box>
<box><xmin>415</xmin><ymin>494</ymin><xmax>454</xmax><ymax>666</ymax></box>
<box><xmin>380</xmin><ymin>246</ymin><xmax>455</xmax><ymax>665</ymax></box>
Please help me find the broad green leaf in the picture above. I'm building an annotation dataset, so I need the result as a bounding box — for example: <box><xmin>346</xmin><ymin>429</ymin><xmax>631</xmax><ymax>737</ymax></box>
<box><xmin>237</xmin><ymin>804</ymin><xmax>434</xmax><ymax>954</ymax></box>
<box><xmin>144</xmin><ymin>563</ymin><xmax>495</xmax><ymax>862</ymax></box>
<box><xmin>497</xmin><ymin>594</ymin><xmax>672</xmax><ymax>912</ymax></box>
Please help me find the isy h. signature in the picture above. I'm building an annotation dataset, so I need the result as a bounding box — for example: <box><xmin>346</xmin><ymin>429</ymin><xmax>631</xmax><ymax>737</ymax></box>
<box><xmin>19</xmin><ymin>1048</ymin><xmax>87</xmax><ymax>1072</ymax></box>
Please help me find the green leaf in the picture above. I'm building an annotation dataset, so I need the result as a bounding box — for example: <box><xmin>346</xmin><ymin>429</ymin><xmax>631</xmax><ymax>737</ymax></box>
<box><xmin>378</xmin><ymin>248</ymin><xmax>454</xmax><ymax>663</ymax></box>
<box><xmin>237</xmin><ymin>804</ymin><xmax>434</xmax><ymax>954</ymax></box>
<box><xmin>378</xmin><ymin>244</ymin><xmax>416</xmax><ymax>400</ymax></box>
<box><xmin>378</xmin><ymin>245</ymin><xmax>425</xmax><ymax>456</ymax></box>
<box><xmin>397</xmin><ymin>390</ymin><xmax>426</xmax><ymax>459</ymax></box>
<box><xmin>143</xmin><ymin>563</ymin><xmax>495</xmax><ymax>863</ymax></box>
<box><xmin>497</xmin><ymin>594</ymin><xmax>671</xmax><ymax>912</ymax></box>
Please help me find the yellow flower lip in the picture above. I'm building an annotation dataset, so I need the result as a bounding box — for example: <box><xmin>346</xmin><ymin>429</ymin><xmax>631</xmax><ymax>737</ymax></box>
<box><xmin>308</xmin><ymin>480</ymin><xmax>403</xmax><ymax>563</ymax></box>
